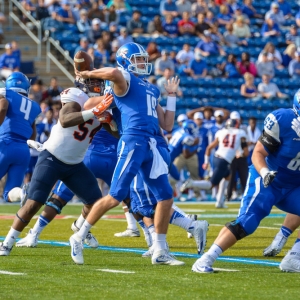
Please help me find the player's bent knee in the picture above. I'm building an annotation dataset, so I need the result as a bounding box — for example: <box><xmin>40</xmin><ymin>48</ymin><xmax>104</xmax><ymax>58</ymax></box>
<box><xmin>45</xmin><ymin>197</ymin><xmax>66</xmax><ymax>214</ymax></box>
<box><xmin>225</xmin><ymin>220</ymin><xmax>248</xmax><ymax>240</ymax></box>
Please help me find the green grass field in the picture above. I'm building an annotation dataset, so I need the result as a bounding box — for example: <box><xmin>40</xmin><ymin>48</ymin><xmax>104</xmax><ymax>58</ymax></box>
<box><xmin>0</xmin><ymin>203</ymin><xmax>299</xmax><ymax>300</ymax></box>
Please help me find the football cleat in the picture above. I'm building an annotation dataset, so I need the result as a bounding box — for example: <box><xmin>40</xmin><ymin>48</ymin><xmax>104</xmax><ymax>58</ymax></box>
<box><xmin>215</xmin><ymin>203</ymin><xmax>228</xmax><ymax>209</ymax></box>
<box><xmin>279</xmin><ymin>251</ymin><xmax>300</xmax><ymax>272</ymax></box>
<box><xmin>192</xmin><ymin>254</ymin><xmax>214</xmax><ymax>273</ymax></box>
<box><xmin>192</xmin><ymin>220</ymin><xmax>209</xmax><ymax>255</ymax></box>
<box><xmin>263</xmin><ymin>234</ymin><xmax>288</xmax><ymax>257</ymax></box>
<box><xmin>114</xmin><ymin>228</ymin><xmax>140</xmax><ymax>237</ymax></box>
<box><xmin>0</xmin><ymin>243</ymin><xmax>13</xmax><ymax>256</ymax></box>
<box><xmin>187</xmin><ymin>214</ymin><xmax>197</xmax><ymax>238</ymax></box>
<box><xmin>16</xmin><ymin>229</ymin><xmax>39</xmax><ymax>247</ymax></box>
<box><xmin>142</xmin><ymin>248</ymin><xmax>154</xmax><ymax>258</ymax></box>
<box><xmin>152</xmin><ymin>249</ymin><xmax>185</xmax><ymax>266</ymax></box>
<box><xmin>71</xmin><ymin>221</ymin><xmax>99</xmax><ymax>248</ymax></box>
<box><xmin>180</xmin><ymin>178</ymin><xmax>194</xmax><ymax>193</ymax></box>
<box><xmin>69</xmin><ymin>234</ymin><xmax>84</xmax><ymax>265</ymax></box>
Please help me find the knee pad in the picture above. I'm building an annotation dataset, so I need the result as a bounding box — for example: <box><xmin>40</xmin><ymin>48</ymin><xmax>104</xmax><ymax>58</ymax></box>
<box><xmin>45</xmin><ymin>197</ymin><xmax>65</xmax><ymax>214</ymax></box>
<box><xmin>225</xmin><ymin>220</ymin><xmax>248</xmax><ymax>240</ymax></box>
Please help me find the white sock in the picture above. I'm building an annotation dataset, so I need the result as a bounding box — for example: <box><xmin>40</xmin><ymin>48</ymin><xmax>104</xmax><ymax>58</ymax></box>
<box><xmin>212</xmin><ymin>187</ymin><xmax>217</xmax><ymax>198</ymax></box>
<box><xmin>291</xmin><ymin>239</ymin><xmax>300</xmax><ymax>252</ymax></box>
<box><xmin>170</xmin><ymin>211</ymin><xmax>193</xmax><ymax>231</ymax></box>
<box><xmin>76</xmin><ymin>214</ymin><xmax>86</xmax><ymax>228</ymax></box>
<box><xmin>3</xmin><ymin>227</ymin><xmax>21</xmax><ymax>248</ymax></box>
<box><xmin>216</xmin><ymin>179</ymin><xmax>229</xmax><ymax>206</ymax></box>
<box><xmin>191</xmin><ymin>180</ymin><xmax>212</xmax><ymax>190</ymax></box>
<box><xmin>125</xmin><ymin>212</ymin><xmax>137</xmax><ymax>230</ymax></box>
<box><xmin>200</xmin><ymin>190</ymin><xmax>207</xmax><ymax>199</ymax></box>
<box><xmin>172</xmin><ymin>204</ymin><xmax>188</xmax><ymax>217</ymax></box>
<box><xmin>148</xmin><ymin>225</ymin><xmax>155</xmax><ymax>243</ymax></box>
<box><xmin>32</xmin><ymin>215</ymin><xmax>50</xmax><ymax>235</ymax></box>
<box><xmin>205</xmin><ymin>243</ymin><xmax>223</xmax><ymax>262</ymax></box>
<box><xmin>76</xmin><ymin>220</ymin><xmax>92</xmax><ymax>240</ymax></box>
<box><xmin>137</xmin><ymin>220</ymin><xmax>149</xmax><ymax>235</ymax></box>
<box><xmin>154</xmin><ymin>233</ymin><xmax>167</xmax><ymax>251</ymax></box>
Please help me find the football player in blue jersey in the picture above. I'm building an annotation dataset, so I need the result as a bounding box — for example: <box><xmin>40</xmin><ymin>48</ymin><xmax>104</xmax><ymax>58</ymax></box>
<box><xmin>70</xmin><ymin>42</ymin><xmax>192</xmax><ymax>266</ymax></box>
<box><xmin>0</xmin><ymin>72</ymin><xmax>41</xmax><ymax>202</ymax></box>
<box><xmin>192</xmin><ymin>89</ymin><xmax>300</xmax><ymax>273</ymax></box>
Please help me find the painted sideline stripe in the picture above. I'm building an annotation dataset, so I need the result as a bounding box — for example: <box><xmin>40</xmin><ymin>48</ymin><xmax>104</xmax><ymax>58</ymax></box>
<box><xmin>0</xmin><ymin>237</ymin><xmax>280</xmax><ymax>268</ymax></box>
<box><xmin>0</xmin><ymin>270</ymin><xmax>26</xmax><ymax>275</ymax></box>
<box><xmin>213</xmin><ymin>268</ymin><xmax>239</xmax><ymax>272</ymax></box>
<box><xmin>97</xmin><ymin>269</ymin><xmax>135</xmax><ymax>274</ymax></box>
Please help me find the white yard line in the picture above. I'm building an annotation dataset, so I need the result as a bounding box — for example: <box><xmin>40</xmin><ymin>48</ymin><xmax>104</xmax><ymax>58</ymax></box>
<box><xmin>96</xmin><ymin>269</ymin><xmax>135</xmax><ymax>274</ymax></box>
<box><xmin>213</xmin><ymin>268</ymin><xmax>239</xmax><ymax>272</ymax></box>
<box><xmin>0</xmin><ymin>270</ymin><xmax>26</xmax><ymax>276</ymax></box>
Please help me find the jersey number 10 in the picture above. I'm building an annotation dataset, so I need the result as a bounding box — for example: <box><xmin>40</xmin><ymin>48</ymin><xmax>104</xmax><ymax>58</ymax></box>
<box><xmin>20</xmin><ymin>97</ymin><xmax>32</xmax><ymax>120</ymax></box>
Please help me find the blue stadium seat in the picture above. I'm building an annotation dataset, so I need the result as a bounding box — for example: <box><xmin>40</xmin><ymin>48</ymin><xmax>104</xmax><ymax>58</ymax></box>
<box><xmin>275</xmin><ymin>68</ymin><xmax>290</xmax><ymax>78</ymax></box>
<box><xmin>238</xmin><ymin>99</ymin><xmax>258</xmax><ymax>109</ymax></box>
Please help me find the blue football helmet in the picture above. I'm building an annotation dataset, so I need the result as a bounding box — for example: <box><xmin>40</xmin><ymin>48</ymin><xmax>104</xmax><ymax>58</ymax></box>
<box><xmin>5</xmin><ymin>72</ymin><xmax>31</xmax><ymax>95</ymax></box>
<box><xmin>293</xmin><ymin>89</ymin><xmax>300</xmax><ymax>116</ymax></box>
<box><xmin>116</xmin><ymin>42</ymin><xmax>152</xmax><ymax>75</ymax></box>
<box><xmin>182</xmin><ymin>120</ymin><xmax>198</xmax><ymax>137</ymax></box>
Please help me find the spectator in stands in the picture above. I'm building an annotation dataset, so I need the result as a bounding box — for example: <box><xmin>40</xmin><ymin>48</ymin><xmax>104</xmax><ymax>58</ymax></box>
<box><xmin>160</xmin><ymin>0</ymin><xmax>179</xmax><ymax>18</ymax></box>
<box><xmin>282</xmin><ymin>43</ymin><xmax>296</xmax><ymax>67</ymax></box>
<box><xmin>75</xmin><ymin>36</ymin><xmax>89</xmax><ymax>55</ymax></box>
<box><xmin>108</xmin><ymin>22</ymin><xmax>119</xmax><ymax>41</ymax></box>
<box><xmin>21</xmin><ymin>0</ymin><xmax>37</xmax><ymax>21</ymax></box>
<box><xmin>154</xmin><ymin>50</ymin><xmax>175</xmax><ymax>76</ymax></box>
<box><xmin>240</xmin><ymin>72</ymin><xmax>261</xmax><ymax>100</ymax></box>
<box><xmin>233</xmin><ymin>16</ymin><xmax>251</xmax><ymax>39</ymax></box>
<box><xmin>246</xmin><ymin>116</ymin><xmax>261</xmax><ymax>165</ymax></box>
<box><xmin>162</xmin><ymin>14</ymin><xmax>179</xmax><ymax>37</ymax></box>
<box><xmin>205</xmin><ymin>10</ymin><xmax>218</xmax><ymax>27</ymax></box>
<box><xmin>257</xmin><ymin>42</ymin><xmax>283</xmax><ymax>69</ymax></box>
<box><xmin>88</xmin><ymin>1</ymin><xmax>106</xmax><ymax>21</ymax></box>
<box><xmin>261</xmin><ymin>17</ymin><xmax>281</xmax><ymax>38</ymax></box>
<box><xmin>86</xmin><ymin>46</ymin><xmax>101</xmax><ymax>68</ymax></box>
<box><xmin>105</xmin><ymin>4</ymin><xmax>120</xmax><ymax>25</ymax></box>
<box><xmin>217</xmin><ymin>5</ymin><xmax>234</xmax><ymax>27</ymax></box>
<box><xmin>106</xmin><ymin>0</ymin><xmax>131</xmax><ymax>13</ymax></box>
<box><xmin>189</xmin><ymin>51</ymin><xmax>208</xmax><ymax>79</ymax></box>
<box><xmin>195</xmin><ymin>30</ymin><xmax>226</xmax><ymax>57</ymax></box>
<box><xmin>52</xmin><ymin>102</ymin><xmax>62</xmax><ymax>121</ymax></box>
<box><xmin>191</xmin><ymin>0</ymin><xmax>208</xmax><ymax>17</ymax></box>
<box><xmin>29</xmin><ymin>79</ymin><xmax>46</xmax><ymax>104</ymax></box>
<box><xmin>176</xmin><ymin>44</ymin><xmax>195</xmax><ymax>65</ymax></box>
<box><xmin>242</xmin><ymin>0</ymin><xmax>263</xmax><ymax>19</ymax></box>
<box><xmin>109</xmin><ymin>39</ymin><xmax>119</xmax><ymax>64</ymax></box>
<box><xmin>36</xmin><ymin>0</ymin><xmax>50</xmax><ymax>21</ymax></box>
<box><xmin>286</xmin><ymin>25</ymin><xmax>299</xmax><ymax>46</ymax></box>
<box><xmin>288</xmin><ymin>51</ymin><xmax>300</xmax><ymax>79</ymax></box>
<box><xmin>296</xmin><ymin>10</ymin><xmax>300</xmax><ymax>28</ymax></box>
<box><xmin>258</xmin><ymin>74</ymin><xmax>288</xmax><ymax>99</ymax></box>
<box><xmin>265</xmin><ymin>2</ymin><xmax>285</xmax><ymax>26</ymax></box>
<box><xmin>117</xmin><ymin>27</ymin><xmax>133</xmax><ymax>46</ymax></box>
<box><xmin>88</xmin><ymin>18</ymin><xmax>103</xmax><ymax>43</ymax></box>
<box><xmin>194</xmin><ymin>13</ymin><xmax>211</xmax><ymax>38</ymax></box>
<box><xmin>57</xmin><ymin>0</ymin><xmax>75</xmax><ymax>24</ymax></box>
<box><xmin>0</xmin><ymin>12</ymin><xmax>5</xmax><ymax>44</ymax></box>
<box><xmin>147</xmin><ymin>15</ymin><xmax>164</xmax><ymax>36</ymax></box>
<box><xmin>11</xmin><ymin>41</ymin><xmax>21</xmax><ymax>61</ymax></box>
<box><xmin>275</xmin><ymin>0</ymin><xmax>292</xmax><ymax>19</ymax></box>
<box><xmin>210</xmin><ymin>25</ymin><xmax>225</xmax><ymax>45</ymax></box>
<box><xmin>0</xmin><ymin>43</ymin><xmax>20</xmax><ymax>79</ymax></box>
<box><xmin>233</xmin><ymin>6</ymin><xmax>250</xmax><ymax>25</ymax></box>
<box><xmin>95</xmin><ymin>39</ymin><xmax>110</xmax><ymax>65</ymax></box>
<box><xmin>256</xmin><ymin>51</ymin><xmax>275</xmax><ymax>78</ymax></box>
<box><xmin>126</xmin><ymin>10</ymin><xmax>144</xmax><ymax>35</ymax></box>
<box><xmin>178</xmin><ymin>11</ymin><xmax>195</xmax><ymax>36</ymax></box>
<box><xmin>176</xmin><ymin>0</ymin><xmax>192</xmax><ymax>15</ymax></box>
<box><xmin>146</xmin><ymin>42</ymin><xmax>161</xmax><ymax>63</ymax></box>
<box><xmin>218</xmin><ymin>53</ymin><xmax>241</xmax><ymax>78</ymax></box>
<box><xmin>76</xmin><ymin>9</ymin><xmax>91</xmax><ymax>33</ymax></box>
<box><xmin>42</xmin><ymin>10</ymin><xmax>64</xmax><ymax>35</ymax></box>
<box><xmin>41</xmin><ymin>108</ymin><xmax>56</xmax><ymax>141</ymax></box>
<box><xmin>223</xmin><ymin>23</ymin><xmax>246</xmax><ymax>47</ymax></box>
<box><xmin>157</xmin><ymin>68</ymin><xmax>183</xmax><ymax>97</ymax></box>
<box><xmin>102</xmin><ymin>31</ymin><xmax>113</xmax><ymax>50</ymax></box>
<box><xmin>237</xmin><ymin>52</ymin><xmax>257</xmax><ymax>76</ymax></box>
<box><xmin>47</xmin><ymin>77</ymin><xmax>63</xmax><ymax>104</ymax></box>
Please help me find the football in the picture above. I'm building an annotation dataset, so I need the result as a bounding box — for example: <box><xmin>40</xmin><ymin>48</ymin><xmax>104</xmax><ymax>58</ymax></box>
<box><xmin>74</xmin><ymin>51</ymin><xmax>93</xmax><ymax>72</ymax></box>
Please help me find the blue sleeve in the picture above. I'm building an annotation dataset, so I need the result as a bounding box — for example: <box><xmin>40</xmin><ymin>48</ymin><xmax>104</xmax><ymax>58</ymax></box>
<box><xmin>0</xmin><ymin>55</ymin><xmax>4</xmax><ymax>68</ymax></box>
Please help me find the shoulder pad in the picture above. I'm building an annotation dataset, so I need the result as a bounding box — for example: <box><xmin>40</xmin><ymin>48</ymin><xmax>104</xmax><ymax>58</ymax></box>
<box><xmin>263</xmin><ymin>112</ymin><xmax>280</xmax><ymax>142</ymax></box>
<box><xmin>119</xmin><ymin>68</ymin><xmax>131</xmax><ymax>82</ymax></box>
<box><xmin>60</xmin><ymin>87</ymin><xmax>89</xmax><ymax>108</ymax></box>
<box><xmin>0</xmin><ymin>88</ymin><xmax>6</xmax><ymax>97</ymax></box>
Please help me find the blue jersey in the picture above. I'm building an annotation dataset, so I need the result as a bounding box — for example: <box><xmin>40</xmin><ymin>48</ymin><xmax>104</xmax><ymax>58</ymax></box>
<box><xmin>263</xmin><ymin>108</ymin><xmax>300</xmax><ymax>188</ymax></box>
<box><xmin>112</xmin><ymin>71</ymin><xmax>161</xmax><ymax>136</ymax></box>
<box><xmin>168</xmin><ymin>128</ymin><xmax>196</xmax><ymax>162</ymax></box>
<box><xmin>0</xmin><ymin>89</ymin><xmax>41</xmax><ymax>142</ymax></box>
<box><xmin>89</xmin><ymin>127</ymin><xmax>118</xmax><ymax>153</ymax></box>
<box><xmin>203</xmin><ymin>118</ymin><xmax>216</xmax><ymax>130</ymax></box>
<box><xmin>197</xmin><ymin>126</ymin><xmax>209</xmax><ymax>153</ymax></box>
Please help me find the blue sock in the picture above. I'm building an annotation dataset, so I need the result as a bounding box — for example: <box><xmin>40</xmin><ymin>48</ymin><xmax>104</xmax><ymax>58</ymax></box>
<box><xmin>280</xmin><ymin>226</ymin><xmax>293</xmax><ymax>238</ymax></box>
<box><xmin>32</xmin><ymin>215</ymin><xmax>50</xmax><ymax>234</ymax></box>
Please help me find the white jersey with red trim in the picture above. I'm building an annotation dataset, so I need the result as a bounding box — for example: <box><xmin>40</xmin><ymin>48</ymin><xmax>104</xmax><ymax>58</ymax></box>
<box><xmin>215</xmin><ymin>127</ymin><xmax>247</xmax><ymax>164</ymax></box>
<box><xmin>43</xmin><ymin>88</ymin><xmax>101</xmax><ymax>164</ymax></box>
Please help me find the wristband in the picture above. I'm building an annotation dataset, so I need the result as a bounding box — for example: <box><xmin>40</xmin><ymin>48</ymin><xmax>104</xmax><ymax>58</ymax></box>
<box><xmin>166</xmin><ymin>96</ymin><xmax>176</xmax><ymax>112</ymax></box>
<box><xmin>260</xmin><ymin>167</ymin><xmax>269</xmax><ymax>179</ymax></box>
<box><xmin>204</xmin><ymin>155</ymin><xmax>209</xmax><ymax>164</ymax></box>
<box><xmin>81</xmin><ymin>109</ymin><xmax>94</xmax><ymax>121</ymax></box>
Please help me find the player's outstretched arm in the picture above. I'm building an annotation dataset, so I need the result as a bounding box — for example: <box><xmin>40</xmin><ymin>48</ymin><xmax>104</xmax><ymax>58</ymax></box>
<box><xmin>59</xmin><ymin>101</ymin><xmax>86</xmax><ymax>128</ymax></box>
<box><xmin>157</xmin><ymin>76</ymin><xmax>180</xmax><ymax>131</ymax></box>
<box><xmin>251</xmin><ymin>141</ymin><xmax>269</xmax><ymax>173</ymax></box>
<box><xmin>0</xmin><ymin>95</ymin><xmax>8</xmax><ymax>125</ymax></box>
<box><xmin>83</xmin><ymin>95</ymin><xmax>106</xmax><ymax>110</ymax></box>
<box><xmin>29</xmin><ymin>123</ymin><xmax>37</xmax><ymax>141</ymax></box>
<box><xmin>75</xmin><ymin>67</ymin><xmax>127</xmax><ymax>97</ymax></box>
<box><xmin>203</xmin><ymin>138</ymin><xmax>219</xmax><ymax>170</ymax></box>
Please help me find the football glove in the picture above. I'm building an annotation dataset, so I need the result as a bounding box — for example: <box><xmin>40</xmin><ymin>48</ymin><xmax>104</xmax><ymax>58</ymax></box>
<box><xmin>27</xmin><ymin>140</ymin><xmax>43</xmax><ymax>151</ymax></box>
<box><xmin>92</xmin><ymin>94</ymin><xmax>114</xmax><ymax>117</ymax></box>
<box><xmin>262</xmin><ymin>171</ymin><xmax>277</xmax><ymax>188</ymax></box>
<box><xmin>98</xmin><ymin>111</ymin><xmax>118</xmax><ymax>132</ymax></box>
